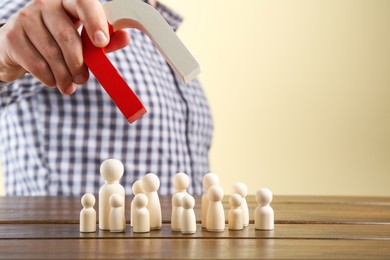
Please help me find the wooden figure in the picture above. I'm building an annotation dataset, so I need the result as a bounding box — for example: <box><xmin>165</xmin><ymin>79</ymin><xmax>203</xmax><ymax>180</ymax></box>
<box><xmin>109</xmin><ymin>193</ymin><xmax>126</xmax><ymax>232</ymax></box>
<box><xmin>228</xmin><ymin>194</ymin><xmax>243</xmax><ymax>231</ymax></box>
<box><xmin>181</xmin><ymin>194</ymin><xmax>196</xmax><ymax>234</ymax></box>
<box><xmin>171</xmin><ymin>172</ymin><xmax>189</xmax><ymax>231</ymax></box>
<box><xmin>132</xmin><ymin>193</ymin><xmax>150</xmax><ymax>233</ymax></box>
<box><xmin>171</xmin><ymin>192</ymin><xmax>185</xmax><ymax>232</ymax></box>
<box><xmin>80</xmin><ymin>193</ymin><xmax>96</xmax><ymax>233</ymax></box>
<box><xmin>142</xmin><ymin>173</ymin><xmax>162</xmax><ymax>230</ymax></box>
<box><xmin>232</xmin><ymin>182</ymin><xmax>249</xmax><ymax>227</ymax></box>
<box><xmin>201</xmin><ymin>173</ymin><xmax>220</xmax><ymax>228</ymax></box>
<box><xmin>130</xmin><ymin>180</ymin><xmax>144</xmax><ymax>227</ymax></box>
<box><xmin>206</xmin><ymin>185</ymin><xmax>225</xmax><ymax>232</ymax></box>
<box><xmin>99</xmin><ymin>159</ymin><xmax>125</xmax><ymax>230</ymax></box>
<box><xmin>255</xmin><ymin>188</ymin><xmax>274</xmax><ymax>230</ymax></box>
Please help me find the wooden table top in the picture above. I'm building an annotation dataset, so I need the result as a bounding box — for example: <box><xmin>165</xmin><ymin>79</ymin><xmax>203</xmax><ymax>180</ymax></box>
<box><xmin>0</xmin><ymin>195</ymin><xmax>389</xmax><ymax>259</ymax></box>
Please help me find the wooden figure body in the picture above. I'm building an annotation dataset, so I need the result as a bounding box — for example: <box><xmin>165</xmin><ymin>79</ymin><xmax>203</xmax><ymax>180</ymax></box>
<box><xmin>228</xmin><ymin>194</ymin><xmax>243</xmax><ymax>231</ymax></box>
<box><xmin>171</xmin><ymin>172</ymin><xmax>189</xmax><ymax>231</ymax></box>
<box><xmin>201</xmin><ymin>173</ymin><xmax>219</xmax><ymax>228</ymax></box>
<box><xmin>206</xmin><ymin>185</ymin><xmax>225</xmax><ymax>232</ymax></box>
<box><xmin>109</xmin><ymin>193</ymin><xmax>126</xmax><ymax>232</ymax></box>
<box><xmin>232</xmin><ymin>182</ymin><xmax>249</xmax><ymax>227</ymax></box>
<box><xmin>132</xmin><ymin>194</ymin><xmax>150</xmax><ymax>233</ymax></box>
<box><xmin>130</xmin><ymin>180</ymin><xmax>144</xmax><ymax>227</ymax></box>
<box><xmin>171</xmin><ymin>192</ymin><xmax>185</xmax><ymax>232</ymax></box>
<box><xmin>99</xmin><ymin>159</ymin><xmax>125</xmax><ymax>230</ymax></box>
<box><xmin>142</xmin><ymin>173</ymin><xmax>162</xmax><ymax>230</ymax></box>
<box><xmin>255</xmin><ymin>188</ymin><xmax>274</xmax><ymax>230</ymax></box>
<box><xmin>181</xmin><ymin>194</ymin><xmax>196</xmax><ymax>234</ymax></box>
<box><xmin>80</xmin><ymin>193</ymin><xmax>96</xmax><ymax>233</ymax></box>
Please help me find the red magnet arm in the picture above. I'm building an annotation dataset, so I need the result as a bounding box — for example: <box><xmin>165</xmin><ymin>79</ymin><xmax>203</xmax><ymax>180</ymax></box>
<box><xmin>81</xmin><ymin>23</ymin><xmax>147</xmax><ymax>124</ymax></box>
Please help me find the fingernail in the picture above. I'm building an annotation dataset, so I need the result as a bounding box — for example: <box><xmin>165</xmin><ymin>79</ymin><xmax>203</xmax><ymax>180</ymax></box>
<box><xmin>69</xmin><ymin>83</ymin><xmax>77</xmax><ymax>94</ymax></box>
<box><xmin>94</xmin><ymin>30</ymin><xmax>108</xmax><ymax>46</ymax></box>
<box><xmin>61</xmin><ymin>83</ymin><xmax>77</xmax><ymax>95</ymax></box>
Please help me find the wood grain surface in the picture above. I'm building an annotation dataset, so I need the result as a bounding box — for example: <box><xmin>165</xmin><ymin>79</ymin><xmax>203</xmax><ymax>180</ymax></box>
<box><xmin>1</xmin><ymin>239</ymin><xmax>390</xmax><ymax>259</ymax></box>
<box><xmin>0</xmin><ymin>195</ymin><xmax>389</xmax><ymax>259</ymax></box>
<box><xmin>1</xmin><ymin>196</ymin><xmax>389</xmax><ymax>224</ymax></box>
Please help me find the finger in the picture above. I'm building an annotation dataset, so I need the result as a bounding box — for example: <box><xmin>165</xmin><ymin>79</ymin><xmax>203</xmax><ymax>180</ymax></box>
<box><xmin>62</xmin><ymin>0</ymin><xmax>109</xmax><ymax>47</ymax></box>
<box><xmin>6</xmin><ymin>27</ymin><xmax>55</xmax><ymax>87</ymax></box>
<box><xmin>41</xmin><ymin>1</ymin><xmax>89</xmax><ymax>85</ymax></box>
<box><xmin>105</xmin><ymin>29</ymin><xmax>131</xmax><ymax>53</ymax></box>
<box><xmin>18</xmin><ymin>5</ymin><xmax>75</xmax><ymax>94</ymax></box>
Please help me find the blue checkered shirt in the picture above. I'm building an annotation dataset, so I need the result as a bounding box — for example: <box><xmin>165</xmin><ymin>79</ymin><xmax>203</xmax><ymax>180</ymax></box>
<box><xmin>0</xmin><ymin>0</ymin><xmax>213</xmax><ymax>196</ymax></box>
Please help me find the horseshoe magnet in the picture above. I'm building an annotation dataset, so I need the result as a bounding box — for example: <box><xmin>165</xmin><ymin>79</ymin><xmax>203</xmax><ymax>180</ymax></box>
<box><xmin>81</xmin><ymin>0</ymin><xmax>200</xmax><ymax>123</ymax></box>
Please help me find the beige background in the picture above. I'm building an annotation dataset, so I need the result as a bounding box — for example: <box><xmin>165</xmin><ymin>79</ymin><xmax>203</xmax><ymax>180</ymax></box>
<box><xmin>1</xmin><ymin>0</ymin><xmax>389</xmax><ymax>196</ymax></box>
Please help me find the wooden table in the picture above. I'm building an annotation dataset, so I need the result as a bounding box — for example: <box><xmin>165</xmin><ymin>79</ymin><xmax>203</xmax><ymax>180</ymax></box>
<box><xmin>0</xmin><ymin>195</ymin><xmax>390</xmax><ymax>259</ymax></box>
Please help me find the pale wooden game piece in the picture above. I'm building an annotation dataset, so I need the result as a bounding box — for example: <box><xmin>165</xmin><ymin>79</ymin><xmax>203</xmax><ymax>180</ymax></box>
<box><xmin>132</xmin><ymin>193</ymin><xmax>150</xmax><ymax>233</ymax></box>
<box><xmin>99</xmin><ymin>159</ymin><xmax>125</xmax><ymax>230</ymax></box>
<box><xmin>231</xmin><ymin>182</ymin><xmax>249</xmax><ymax>227</ymax></box>
<box><xmin>181</xmin><ymin>194</ymin><xmax>196</xmax><ymax>234</ymax></box>
<box><xmin>171</xmin><ymin>192</ymin><xmax>185</xmax><ymax>232</ymax></box>
<box><xmin>142</xmin><ymin>173</ymin><xmax>162</xmax><ymax>230</ymax></box>
<box><xmin>228</xmin><ymin>194</ymin><xmax>243</xmax><ymax>231</ymax></box>
<box><xmin>101</xmin><ymin>0</ymin><xmax>200</xmax><ymax>84</ymax></box>
<box><xmin>80</xmin><ymin>193</ymin><xmax>96</xmax><ymax>233</ymax></box>
<box><xmin>171</xmin><ymin>172</ymin><xmax>189</xmax><ymax>230</ymax></box>
<box><xmin>109</xmin><ymin>193</ymin><xmax>126</xmax><ymax>232</ymax></box>
<box><xmin>206</xmin><ymin>185</ymin><xmax>225</xmax><ymax>232</ymax></box>
<box><xmin>255</xmin><ymin>188</ymin><xmax>274</xmax><ymax>230</ymax></box>
<box><xmin>173</xmin><ymin>172</ymin><xmax>190</xmax><ymax>194</ymax></box>
<box><xmin>201</xmin><ymin>173</ymin><xmax>220</xmax><ymax>228</ymax></box>
<box><xmin>130</xmin><ymin>180</ymin><xmax>144</xmax><ymax>227</ymax></box>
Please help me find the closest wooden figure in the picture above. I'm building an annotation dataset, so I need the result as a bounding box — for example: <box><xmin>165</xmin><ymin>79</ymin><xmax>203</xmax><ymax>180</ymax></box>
<box><xmin>80</xmin><ymin>193</ymin><xmax>96</xmax><ymax>233</ymax></box>
<box><xmin>254</xmin><ymin>188</ymin><xmax>274</xmax><ymax>230</ymax></box>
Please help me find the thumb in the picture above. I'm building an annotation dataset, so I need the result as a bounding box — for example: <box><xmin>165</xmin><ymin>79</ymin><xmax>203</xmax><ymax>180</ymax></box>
<box><xmin>62</xmin><ymin>0</ymin><xmax>109</xmax><ymax>47</ymax></box>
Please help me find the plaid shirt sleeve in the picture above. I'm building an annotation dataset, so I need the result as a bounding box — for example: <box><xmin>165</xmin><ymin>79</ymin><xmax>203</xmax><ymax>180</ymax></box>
<box><xmin>0</xmin><ymin>0</ymin><xmax>213</xmax><ymax>196</ymax></box>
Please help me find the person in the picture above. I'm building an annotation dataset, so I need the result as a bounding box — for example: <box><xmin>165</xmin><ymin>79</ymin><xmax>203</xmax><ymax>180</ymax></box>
<box><xmin>0</xmin><ymin>0</ymin><xmax>213</xmax><ymax>196</ymax></box>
